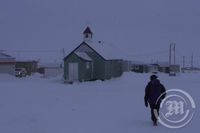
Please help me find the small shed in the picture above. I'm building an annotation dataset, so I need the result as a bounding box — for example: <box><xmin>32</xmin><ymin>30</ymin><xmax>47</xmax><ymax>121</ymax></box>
<box><xmin>0</xmin><ymin>52</ymin><xmax>16</xmax><ymax>75</ymax></box>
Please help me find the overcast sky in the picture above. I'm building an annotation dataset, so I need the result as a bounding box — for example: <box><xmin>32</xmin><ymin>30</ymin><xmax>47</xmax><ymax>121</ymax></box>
<box><xmin>0</xmin><ymin>0</ymin><xmax>200</xmax><ymax>65</ymax></box>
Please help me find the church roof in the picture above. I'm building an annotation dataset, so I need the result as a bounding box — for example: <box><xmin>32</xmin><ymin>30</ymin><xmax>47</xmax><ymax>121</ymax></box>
<box><xmin>74</xmin><ymin>52</ymin><xmax>92</xmax><ymax>61</ymax></box>
<box><xmin>83</xmin><ymin>27</ymin><xmax>92</xmax><ymax>34</ymax></box>
<box><xmin>0</xmin><ymin>52</ymin><xmax>15</xmax><ymax>59</ymax></box>
<box><xmin>86</xmin><ymin>42</ymin><xmax>123</xmax><ymax>60</ymax></box>
<box><xmin>64</xmin><ymin>27</ymin><xmax>130</xmax><ymax>61</ymax></box>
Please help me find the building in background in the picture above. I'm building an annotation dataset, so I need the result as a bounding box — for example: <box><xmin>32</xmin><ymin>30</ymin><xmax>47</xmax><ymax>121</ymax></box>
<box><xmin>131</xmin><ymin>61</ymin><xmax>149</xmax><ymax>73</ymax></box>
<box><xmin>15</xmin><ymin>60</ymin><xmax>38</xmax><ymax>75</ymax></box>
<box><xmin>0</xmin><ymin>52</ymin><xmax>16</xmax><ymax>75</ymax></box>
<box><xmin>64</xmin><ymin>27</ymin><xmax>129</xmax><ymax>83</ymax></box>
<box><xmin>150</xmin><ymin>62</ymin><xmax>180</xmax><ymax>74</ymax></box>
<box><xmin>37</xmin><ymin>62</ymin><xmax>63</xmax><ymax>78</ymax></box>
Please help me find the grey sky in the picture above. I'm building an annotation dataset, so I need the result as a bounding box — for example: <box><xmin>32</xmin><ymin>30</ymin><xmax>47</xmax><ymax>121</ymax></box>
<box><xmin>0</xmin><ymin>0</ymin><xmax>200</xmax><ymax>65</ymax></box>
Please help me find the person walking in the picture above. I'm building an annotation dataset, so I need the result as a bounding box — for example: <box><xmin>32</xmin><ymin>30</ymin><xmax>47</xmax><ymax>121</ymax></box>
<box><xmin>144</xmin><ymin>75</ymin><xmax>166</xmax><ymax>126</ymax></box>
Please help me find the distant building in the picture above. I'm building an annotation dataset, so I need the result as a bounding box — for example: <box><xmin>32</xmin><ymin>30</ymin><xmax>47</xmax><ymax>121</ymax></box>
<box><xmin>130</xmin><ymin>61</ymin><xmax>180</xmax><ymax>74</ymax></box>
<box><xmin>122</xmin><ymin>60</ymin><xmax>132</xmax><ymax>72</ymax></box>
<box><xmin>153</xmin><ymin>62</ymin><xmax>180</xmax><ymax>73</ymax></box>
<box><xmin>63</xmin><ymin>27</ymin><xmax>128</xmax><ymax>83</ymax></box>
<box><xmin>15</xmin><ymin>60</ymin><xmax>38</xmax><ymax>75</ymax></box>
<box><xmin>182</xmin><ymin>67</ymin><xmax>200</xmax><ymax>73</ymax></box>
<box><xmin>131</xmin><ymin>61</ymin><xmax>149</xmax><ymax>73</ymax></box>
<box><xmin>147</xmin><ymin>64</ymin><xmax>159</xmax><ymax>73</ymax></box>
<box><xmin>0</xmin><ymin>52</ymin><xmax>16</xmax><ymax>75</ymax></box>
<box><xmin>37</xmin><ymin>62</ymin><xmax>63</xmax><ymax>78</ymax></box>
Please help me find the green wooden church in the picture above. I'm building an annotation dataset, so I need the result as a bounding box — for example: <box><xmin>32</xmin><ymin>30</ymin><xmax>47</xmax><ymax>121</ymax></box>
<box><xmin>63</xmin><ymin>27</ymin><xmax>128</xmax><ymax>83</ymax></box>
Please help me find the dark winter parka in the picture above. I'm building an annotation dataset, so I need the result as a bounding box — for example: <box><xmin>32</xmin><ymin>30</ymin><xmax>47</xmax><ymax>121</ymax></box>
<box><xmin>144</xmin><ymin>79</ymin><xmax>166</xmax><ymax>105</ymax></box>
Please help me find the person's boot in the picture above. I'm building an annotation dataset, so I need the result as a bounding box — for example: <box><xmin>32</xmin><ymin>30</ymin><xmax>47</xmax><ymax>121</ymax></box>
<box><xmin>153</xmin><ymin>121</ymin><xmax>157</xmax><ymax>126</ymax></box>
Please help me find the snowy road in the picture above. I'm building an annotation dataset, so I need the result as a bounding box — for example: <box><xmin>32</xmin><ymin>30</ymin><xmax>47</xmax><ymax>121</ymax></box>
<box><xmin>0</xmin><ymin>73</ymin><xmax>199</xmax><ymax>133</ymax></box>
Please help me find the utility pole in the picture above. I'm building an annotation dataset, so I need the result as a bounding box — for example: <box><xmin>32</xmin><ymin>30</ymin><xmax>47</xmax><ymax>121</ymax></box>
<box><xmin>169</xmin><ymin>44</ymin><xmax>171</xmax><ymax>68</ymax></box>
<box><xmin>169</xmin><ymin>43</ymin><xmax>176</xmax><ymax>75</ymax></box>
<box><xmin>183</xmin><ymin>56</ymin><xmax>185</xmax><ymax>73</ymax></box>
<box><xmin>173</xmin><ymin>44</ymin><xmax>176</xmax><ymax>65</ymax></box>
<box><xmin>191</xmin><ymin>53</ymin><xmax>194</xmax><ymax>70</ymax></box>
<box><xmin>60</xmin><ymin>48</ymin><xmax>65</xmax><ymax>69</ymax></box>
<box><xmin>62</xmin><ymin>48</ymin><xmax>65</xmax><ymax>58</ymax></box>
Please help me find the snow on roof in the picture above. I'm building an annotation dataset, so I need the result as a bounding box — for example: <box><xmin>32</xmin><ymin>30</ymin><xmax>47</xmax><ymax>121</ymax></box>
<box><xmin>0</xmin><ymin>52</ymin><xmax>15</xmax><ymax>63</ymax></box>
<box><xmin>16</xmin><ymin>59</ymin><xmax>38</xmax><ymax>62</ymax></box>
<box><xmin>4</xmin><ymin>50</ymin><xmax>64</xmax><ymax>63</ymax></box>
<box><xmin>74</xmin><ymin>52</ymin><xmax>92</xmax><ymax>61</ymax></box>
<box><xmin>0</xmin><ymin>52</ymin><xmax>15</xmax><ymax>59</ymax></box>
<box><xmin>86</xmin><ymin>41</ymin><xmax>126</xmax><ymax>60</ymax></box>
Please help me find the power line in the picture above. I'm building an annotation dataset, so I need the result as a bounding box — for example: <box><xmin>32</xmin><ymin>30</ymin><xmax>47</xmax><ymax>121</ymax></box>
<box><xmin>4</xmin><ymin>49</ymin><xmax>61</xmax><ymax>53</ymax></box>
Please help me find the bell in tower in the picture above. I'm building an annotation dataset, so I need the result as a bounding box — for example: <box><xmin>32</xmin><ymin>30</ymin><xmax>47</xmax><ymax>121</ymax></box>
<box><xmin>83</xmin><ymin>26</ymin><xmax>93</xmax><ymax>43</ymax></box>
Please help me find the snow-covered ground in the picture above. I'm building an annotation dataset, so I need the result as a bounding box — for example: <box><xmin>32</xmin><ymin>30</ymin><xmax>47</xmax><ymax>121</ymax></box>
<box><xmin>0</xmin><ymin>72</ymin><xmax>199</xmax><ymax>133</ymax></box>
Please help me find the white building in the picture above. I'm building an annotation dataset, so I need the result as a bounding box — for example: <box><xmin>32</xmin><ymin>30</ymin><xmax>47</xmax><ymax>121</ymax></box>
<box><xmin>38</xmin><ymin>62</ymin><xmax>63</xmax><ymax>78</ymax></box>
<box><xmin>0</xmin><ymin>52</ymin><xmax>16</xmax><ymax>75</ymax></box>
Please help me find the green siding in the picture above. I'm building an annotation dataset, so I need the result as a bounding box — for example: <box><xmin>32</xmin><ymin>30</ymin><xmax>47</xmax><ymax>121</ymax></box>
<box><xmin>86</xmin><ymin>53</ymin><xmax>123</xmax><ymax>80</ymax></box>
<box><xmin>87</xmin><ymin>52</ymin><xmax>106</xmax><ymax>80</ymax></box>
<box><xmin>112</xmin><ymin>60</ymin><xmax>123</xmax><ymax>77</ymax></box>
<box><xmin>105</xmin><ymin>61</ymin><xmax>112</xmax><ymax>79</ymax></box>
<box><xmin>64</xmin><ymin>53</ymin><xmax>92</xmax><ymax>81</ymax></box>
<box><xmin>64</xmin><ymin>43</ymin><xmax>124</xmax><ymax>82</ymax></box>
<box><xmin>104</xmin><ymin>60</ymin><xmax>123</xmax><ymax>79</ymax></box>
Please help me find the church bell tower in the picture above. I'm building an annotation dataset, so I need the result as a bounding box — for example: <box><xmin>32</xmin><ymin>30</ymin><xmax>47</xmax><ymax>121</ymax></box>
<box><xmin>83</xmin><ymin>26</ymin><xmax>93</xmax><ymax>43</ymax></box>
